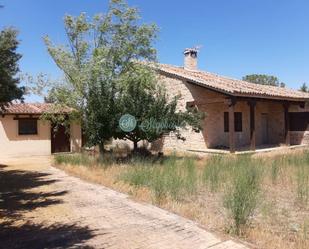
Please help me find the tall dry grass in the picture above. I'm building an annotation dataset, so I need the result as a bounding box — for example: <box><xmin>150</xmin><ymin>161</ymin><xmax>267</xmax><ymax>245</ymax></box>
<box><xmin>54</xmin><ymin>149</ymin><xmax>309</xmax><ymax>249</ymax></box>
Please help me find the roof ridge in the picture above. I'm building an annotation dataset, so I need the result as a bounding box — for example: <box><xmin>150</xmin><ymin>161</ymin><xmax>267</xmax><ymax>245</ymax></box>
<box><xmin>28</xmin><ymin>103</ymin><xmax>41</xmax><ymax>112</ymax></box>
<box><xmin>159</xmin><ymin>63</ymin><xmax>298</xmax><ymax>91</ymax></box>
<box><xmin>157</xmin><ymin>63</ymin><xmax>309</xmax><ymax>100</ymax></box>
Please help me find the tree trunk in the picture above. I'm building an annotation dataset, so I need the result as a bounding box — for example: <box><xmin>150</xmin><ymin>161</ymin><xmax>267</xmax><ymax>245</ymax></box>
<box><xmin>133</xmin><ymin>140</ymin><xmax>138</xmax><ymax>152</ymax></box>
<box><xmin>99</xmin><ymin>142</ymin><xmax>105</xmax><ymax>155</ymax></box>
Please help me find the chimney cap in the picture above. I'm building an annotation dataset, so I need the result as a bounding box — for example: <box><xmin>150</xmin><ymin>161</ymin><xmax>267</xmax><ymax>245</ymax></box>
<box><xmin>184</xmin><ymin>48</ymin><xmax>198</xmax><ymax>55</ymax></box>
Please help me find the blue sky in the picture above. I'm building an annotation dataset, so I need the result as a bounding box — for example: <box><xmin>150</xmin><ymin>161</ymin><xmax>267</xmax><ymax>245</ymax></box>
<box><xmin>1</xmin><ymin>0</ymin><xmax>308</xmax><ymax>102</ymax></box>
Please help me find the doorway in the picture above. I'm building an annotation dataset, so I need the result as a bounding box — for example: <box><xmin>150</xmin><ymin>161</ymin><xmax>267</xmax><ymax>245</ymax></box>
<box><xmin>51</xmin><ymin>124</ymin><xmax>71</xmax><ymax>153</ymax></box>
<box><xmin>261</xmin><ymin>113</ymin><xmax>269</xmax><ymax>144</ymax></box>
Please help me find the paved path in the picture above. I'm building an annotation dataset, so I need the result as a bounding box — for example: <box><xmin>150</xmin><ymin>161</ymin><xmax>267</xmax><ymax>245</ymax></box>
<box><xmin>0</xmin><ymin>157</ymin><xmax>248</xmax><ymax>249</ymax></box>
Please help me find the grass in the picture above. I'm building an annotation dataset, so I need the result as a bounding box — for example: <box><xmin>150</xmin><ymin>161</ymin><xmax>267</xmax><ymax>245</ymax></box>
<box><xmin>202</xmin><ymin>156</ymin><xmax>222</xmax><ymax>192</ymax></box>
<box><xmin>120</xmin><ymin>155</ymin><xmax>198</xmax><ymax>203</ymax></box>
<box><xmin>54</xmin><ymin>149</ymin><xmax>309</xmax><ymax>249</ymax></box>
<box><xmin>223</xmin><ymin>157</ymin><xmax>262</xmax><ymax>235</ymax></box>
<box><xmin>296</xmin><ymin>164</ymin><xmax>309</xmax><ymax>206</ymax></box>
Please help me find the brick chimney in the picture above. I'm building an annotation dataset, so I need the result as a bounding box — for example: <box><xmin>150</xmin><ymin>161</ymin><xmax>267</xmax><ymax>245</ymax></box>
<box><xmin>184</xmin><ymin>48</ymin><xmax>198</xmax><ymax>70</ymax></box>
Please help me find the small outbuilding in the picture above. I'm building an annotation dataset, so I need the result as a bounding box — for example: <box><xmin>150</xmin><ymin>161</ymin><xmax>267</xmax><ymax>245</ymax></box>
<box><xmin>0</xmin><ymin>103</ymin><xmax>82</xmax><ymax>158</ymax></box>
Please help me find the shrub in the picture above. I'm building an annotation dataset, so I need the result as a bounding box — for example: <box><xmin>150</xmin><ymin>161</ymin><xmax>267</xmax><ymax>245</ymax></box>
<box><xmin>120</xmin><ymin>165</ymin><xmax>153</xmax><ymax>187</ymax></box>
<box><xmin>162</xmin><ymin>157</ymin><xmax>183</xmax><ymax>201</ymax></box>
<box><xmin>224</xmin><ymin>158</ymin><xmax>261</xmax><ymax>235</ymax></box>
<box><xmin>184</xmin><ymin>158</ymin><xmax>198</xmax><ymax>195</ymax></box>
<box><xmin>296</xmin><ymin>164</ymin><xmax>309</xmax><ymax>206</ymax></box>
<box><xmin>151</xmin><ymin>169</ymin><xmax>167</xmax><ymax>204</ymax></box>
<box><xmin>202</xmin><ymin>156</ymin><xmax>223</xmax><ymax>192</ymax></box>
<box><xmin>120</xmin><ymin>155</ymin><xmax>199</xmax><ymax>203</ymax></box>
<box><xmin>271</xmin><ymin>160</ymin><xmax>280</xmax><ymax>184</ymax></box>
<box><xmin>54</xmin><ymin>153</ymin><xmax>94</xmax><ymax>166</ymax></box>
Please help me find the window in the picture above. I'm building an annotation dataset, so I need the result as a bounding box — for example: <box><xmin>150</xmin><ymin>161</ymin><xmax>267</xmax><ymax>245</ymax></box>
<box><xmin>235</xmin><ymin>112</ymin><xmax>243</xmax><ymax>132</ymax></box>
<box><xmin>289</xmin><ymin>112</ymin><xmax>309</xmax><ymax>131</ymax></box>
<box><xmin>224</xmin><ymin>112</ymin><xmax>229</xmax><ymax>132</ymax></box>
<box><xmin>224</xmin><ymin>112</ymin><xmax>243</xmax><ymax>132</ymax></box>
<box><xmin>18</xmin><ymin>119</ymin><xmax>38</xmax><ymax>135</ymax></box>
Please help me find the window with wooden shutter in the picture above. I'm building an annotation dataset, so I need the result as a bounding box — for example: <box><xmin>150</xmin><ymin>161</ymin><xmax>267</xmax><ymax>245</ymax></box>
<box><xmin>234</xmin><ymin>112</ymin><xmax>242</xmax><ymax>132</ymax></box>
<box><xmin>224</xmin><ymin>112</ymin><xmax>243</xmax><ymax>132</ymax></box>
<box><xmin>289</xmin><ymin>112</ymin><xmax>309</xmax><ymax>131</ymax></box>
<box><xmin>224</xmin><ymin>112</ymin><xmax>229</xmax><ymax>132</ymax></box>
<box><xmin>18</xmin><ymin>119</ymin><xmax>38</xmax><ymax>135</ymax></box>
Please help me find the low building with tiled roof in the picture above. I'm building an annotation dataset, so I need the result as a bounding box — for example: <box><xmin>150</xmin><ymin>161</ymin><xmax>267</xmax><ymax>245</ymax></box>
<box><xmin>1</xmin><ymin>103</ymin><xmax>74</xmax><ymax>115</ymax></box>
<box><xmin>0</xmin><ymin>102</ymin><xmax>81</xmax><ymax>159</ymax></box>
<box><xmin>153</xmin><ymin>48</ymin><xmax>309</xmax><ymax>153</ymax></box>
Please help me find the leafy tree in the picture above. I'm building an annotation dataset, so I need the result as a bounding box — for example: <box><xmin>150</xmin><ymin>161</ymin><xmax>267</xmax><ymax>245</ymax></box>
<box><xmin>37</xmin><ymin>0</ymin><xmax>156</xmax><ymax>153</ymax></box>
<box><xmin>242</xmin><ymin>74</ymin><xmax>285</xmax><ymax>87</ymax></box>
<box><xmin>0</xmin><ymin>28</ymin><xmax>24</xmax><ymax>108</ymax></box>
<box><xmin>34</xmin><ymin>0</ymin><xmax>204</xmax><ymax>154</ymax></box>
<box><xmin>114</xmin><ymin>65</ymin><xmax>204</xmax><ymax>151</ymax></box>
<box><xmin>300</xmin><ymin>82</ymin><xmax>308</xmax><ymax>93</ymax></box>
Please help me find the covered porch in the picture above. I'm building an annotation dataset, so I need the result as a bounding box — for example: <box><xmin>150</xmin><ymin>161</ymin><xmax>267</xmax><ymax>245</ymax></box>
<box><xmin>221</xmin><ymin>97</ymin><xmax>307</xmax><ymax>153</ymax></box>
<box><xmin>199</xmin><ymin>96</ymin><xmax>309</xmax><ymax>153</ymax></box>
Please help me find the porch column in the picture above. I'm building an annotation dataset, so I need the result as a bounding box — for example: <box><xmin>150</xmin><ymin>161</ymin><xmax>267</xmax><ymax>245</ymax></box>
<box><xmin>228</xmin><ymin>98</ymin><xmax>236</xmax><ymax>153</ymax></box>
<box><xmin>248</xmin><ymin>101</ymin><xmax>256</xmax><ymax>151</ymax></box>
<box><xmin>283</xmin><ymin>102</ymin><xmax>290</xmax><ymax>146</ymax></box>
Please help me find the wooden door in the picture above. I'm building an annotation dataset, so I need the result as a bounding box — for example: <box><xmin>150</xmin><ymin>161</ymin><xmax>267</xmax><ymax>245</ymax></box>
<box><xmin>261</xmin><ymin>114</ymin><xmax>269</xmax><ymax>144</ymax></box>
<box><xmin>51</xmin><ymin>124</ymin><xmax>71</xmax><ymax>153</ymax></box>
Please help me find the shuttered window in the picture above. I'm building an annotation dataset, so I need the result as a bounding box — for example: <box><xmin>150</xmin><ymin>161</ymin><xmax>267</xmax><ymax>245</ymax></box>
<box><xmin>289</xmin><ymin>112</ymin><xmax>309</xmax><ymax>131</ymax></box>
<box><xmin>18</xmin><ymin>119</ymin><xmax>38</xmax><ymax>135</ymax></box>
<box><xmin>224</xmin><ymin>112</ymin><xmax>243</xmax><ymax>132</ymax></box>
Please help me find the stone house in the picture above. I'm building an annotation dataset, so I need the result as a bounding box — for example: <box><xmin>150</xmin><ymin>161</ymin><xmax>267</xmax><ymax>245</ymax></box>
<box><xmin>0</xmin><ymin>103</ymin><xmax>82</xmax><ymax>159</ymax></box>
<box><xmin>153</xmin><ymin>49</ymin><xmax>309</xmax><ymax>153</ymax></box>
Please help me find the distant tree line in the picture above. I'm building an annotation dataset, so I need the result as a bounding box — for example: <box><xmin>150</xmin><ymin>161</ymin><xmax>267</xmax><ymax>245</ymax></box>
<box><xmin>243</xmin><ymin>74</ymin><xmax>308</xmax><ymax>94</ymax></box>
<box><xmin>242</xmin><ymin>74</ymin><xmax>285</xmax><ymax>87</ymax></box>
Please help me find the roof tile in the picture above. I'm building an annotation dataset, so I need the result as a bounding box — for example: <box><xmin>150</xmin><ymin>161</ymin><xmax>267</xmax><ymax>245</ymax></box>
<box><xmin>158</xmin><ymin>64</ymin><xmax>309</xmax><ymax>101</ymax></box>
<box><xmin>1</xmin><ymin>103</ymin><xmax>73</xmax><ymax>114</ymax></box>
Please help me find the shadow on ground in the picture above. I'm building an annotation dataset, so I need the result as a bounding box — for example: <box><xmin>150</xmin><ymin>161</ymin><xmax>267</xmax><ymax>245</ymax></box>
<box><xmin>0</xmin><ymin>164</ymin><xmax>95</xmax><ymax>249</ymax></box>
<box><xmin>0</xmin><ymin>221</ymin><xmax>95</xmax><ymax>249</ymax></box>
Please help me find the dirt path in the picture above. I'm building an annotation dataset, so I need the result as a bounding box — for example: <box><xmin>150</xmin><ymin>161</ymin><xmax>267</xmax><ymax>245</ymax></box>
<box><xmin>0</xmin><ymin>156</ymin><xmax>248</xmax><ymax>249</ymax></box>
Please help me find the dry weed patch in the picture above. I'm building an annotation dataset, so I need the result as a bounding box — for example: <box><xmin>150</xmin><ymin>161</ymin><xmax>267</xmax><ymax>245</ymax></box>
<box><xmin>54</xmin><ymin>150</ymin><xmax>309</xmax><ymax>249</ymax></box>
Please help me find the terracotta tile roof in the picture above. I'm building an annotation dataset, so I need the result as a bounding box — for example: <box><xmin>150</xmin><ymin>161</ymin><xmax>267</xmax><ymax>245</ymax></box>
<box><xmin>157</xmin><ymin>64</ymin><xmax>309</xmax><ymax>101</ymax></box>
<box><xmin>1</xmin><ymin>103</ymin><xmax>73</xmax><ymax>114</ymax></box>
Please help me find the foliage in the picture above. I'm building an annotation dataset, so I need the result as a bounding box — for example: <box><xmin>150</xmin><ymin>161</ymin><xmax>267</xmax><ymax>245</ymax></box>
<box><xmin>114</xmin><ymin>64</ymin><xmax>205</xmax><ymax>150</ymax></box>
<box><xmin>271</xmin><ymin>161</ymin><xmax>280</xmax><ymax>184</ymax></box>
<box><xmin>202</xmin><ymin>156</ymin><xmax>224</xmax><ymax>192</ymax></box>
<box><xmin>0</xmin><ymin>28</ymin><xmax>24</xmax><ymax>108</ymax></box>
<box><xmin>223</xmin><ymin>157</ymin><xmax>262</xmax><ymax>235</ymax></box>
<box><xmin>296</xmin><ymin>164</ymin><xmax>309</xmax><ymax>206</ymax></box>
<box><xmin>56</xmin><ymin>150</ymin><xmax>309</xmax><ymax>240</ymax></box>
<box><xmin>55</xmin><ymin>153</ymin><xmax>95</xmax><ymax>166</ymax></box>
<box><xmin>300</xmin><ymin>82</ymin><xmax>309</xmax><ymax>93</ymax></box>
<box><xmin>120</xmin><ymin>155</ymin><xmax>198</xmax><ymax>203</ymax></box>
<box><xmin>38</xmin><ymin>0</ymin><xmax>161</xmax><ymax>152</ymax></box>
<box><xmin>38</xmin><ymin>0</ymin><xmax>204</xmax><ymax>154</ymax></box>
<box><xmin>243</xmin><ymin>74</ymin><xmax>285</xmax><ymax>87</ymax></box>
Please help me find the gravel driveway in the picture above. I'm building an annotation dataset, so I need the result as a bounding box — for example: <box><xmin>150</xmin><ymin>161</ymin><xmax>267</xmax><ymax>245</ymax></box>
<box><xmin>0</xmin><ymin>156</ymin><xmax>248</xmax><ymax>249</ymax></box>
